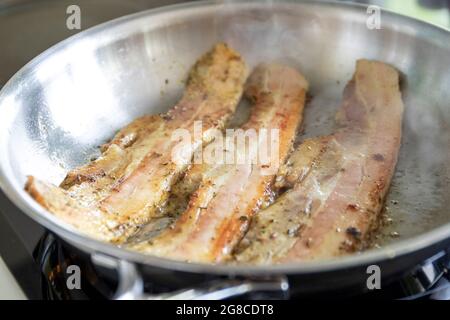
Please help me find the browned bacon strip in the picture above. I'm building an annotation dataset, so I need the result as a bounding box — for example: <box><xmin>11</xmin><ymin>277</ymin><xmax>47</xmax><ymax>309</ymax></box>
<box><xmin>130</xmin><ymin>63</ymin><xmax>309</xmax><ymax>262</ymax></box>
<box><xmin>124</xmin><ymin>163</ymin><xmax>207</xmax><ymax>244</ymax></box>
<box><xmin>25</xmin><ymin>176</ymin><xmax>120</xmax><ymax>241</ymax></box>
<box><xmin>60</xmin><ymin>115</ymin><xmax>164</xmax><ymax>192</ymax></box>
<box><xmin>273</xmin><ymin>136</ymin><xmax>331</xmax><ymax>191</ymax></box>
<box><xmin>233</xmin><ymin>137</ymin><xmax>342</xmax><ymax>263</ymax></box>
<box><xmin>25</xmin><ymin>43</ymin><xmax>247</xmax><ymax>243</ymax></box>
<box><xmin>99</xmin><ymin>44</ymin><xmax>247</xmax><ymax>237</ymax></box>
<box><xmin>235</xmin><ymin>60</ymin><xmax>404</xmax><ymax>264</ymax></box>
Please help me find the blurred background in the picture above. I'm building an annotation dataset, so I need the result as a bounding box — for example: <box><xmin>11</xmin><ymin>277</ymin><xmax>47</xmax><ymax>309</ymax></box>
<box><xmin>0</xmin><ymin>0</ymin><xmax>449</xmax><ymax>88</ymax></box>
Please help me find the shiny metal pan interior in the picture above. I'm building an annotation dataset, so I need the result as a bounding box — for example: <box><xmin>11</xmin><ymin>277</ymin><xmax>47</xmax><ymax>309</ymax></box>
<box><xmin>0</xmin><ymin>0</ymin><xmax>449</xmax><ymax>274</ymax></box>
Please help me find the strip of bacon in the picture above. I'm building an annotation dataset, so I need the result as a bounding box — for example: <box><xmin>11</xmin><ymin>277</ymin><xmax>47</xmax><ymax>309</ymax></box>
<box><xmin>130</xmin><ymin>63</ymin><xmax>309</xmax><ymax>262</ymax></box>
<box><xmin>25</xmin><ymin>43</ymin><xmax>247</xmax><ymax>243</ymax></box>
<box><xmin>124</xmin><ymin>160</ymin><xmax>209</xmax><ymax>244</ymax></box>
<box><xmin>235</xmin><ymin>60</ymin><xmax>404</xmax><ymax>264</ymax></box>
<box><xmin>273</xmin><ymin>136</ymin><xmax>331</xmax><ymax>191</ymax></box>
<box><xmin>25</xmin><ymin>176</ymin><xmax>120</xmax><ymax>241</ymax></box>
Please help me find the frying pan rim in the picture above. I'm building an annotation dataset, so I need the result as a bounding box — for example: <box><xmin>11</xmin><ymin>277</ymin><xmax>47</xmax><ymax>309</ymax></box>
<box><xmin>0</xmin><ymin>0</ymin><xmax>449</xmax><ymax>276</ymax></box>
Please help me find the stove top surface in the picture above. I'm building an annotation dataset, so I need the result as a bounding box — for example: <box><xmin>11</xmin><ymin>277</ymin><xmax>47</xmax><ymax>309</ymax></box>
<box><xmin>8</xmin><ymin>229</ymin><xmax>450</xmax><ymax>300</ymax></box>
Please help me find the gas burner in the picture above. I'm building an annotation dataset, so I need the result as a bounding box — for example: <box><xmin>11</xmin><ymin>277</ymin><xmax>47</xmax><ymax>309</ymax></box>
<box><xmin>34</xmin><ymin>233</ymin><xmax>116</xmax><ymax>300</ymax></box>
<box><xmin>33</xmin><ymin>233</ymin><xmax>450</xmax><ymax>300</ymax></box>
<box><xmin>397</xmin><ymin>251</ymin><xmax>450</xmax><ymax>300</ymax></box>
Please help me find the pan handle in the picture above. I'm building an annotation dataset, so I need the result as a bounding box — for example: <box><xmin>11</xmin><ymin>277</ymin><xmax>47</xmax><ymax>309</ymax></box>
<box><xmin>91</xmin><ymin>253</ymin><xmax>289</xmax><ymax>300</ymax></box>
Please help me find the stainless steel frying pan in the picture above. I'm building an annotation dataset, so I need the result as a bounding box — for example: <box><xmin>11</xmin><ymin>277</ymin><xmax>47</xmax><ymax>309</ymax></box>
<box><xmin>0</xmin><ymin>0</ymin><xmax>449</xmax><ymax>299</ymax></box>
